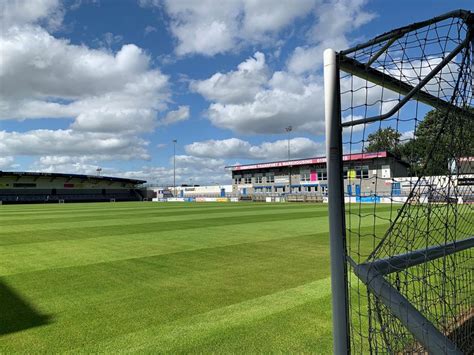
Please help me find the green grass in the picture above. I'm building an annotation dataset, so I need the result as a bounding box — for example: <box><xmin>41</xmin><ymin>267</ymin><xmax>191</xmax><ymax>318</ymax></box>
<box><xmin>0</xmin><ymin>202</ymin><xmax>390</xmax><ymax>353</ymax></box>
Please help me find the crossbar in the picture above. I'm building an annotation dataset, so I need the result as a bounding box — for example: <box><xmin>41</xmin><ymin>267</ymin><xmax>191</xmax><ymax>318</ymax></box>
<box><xmin>340</xmin><ymin>9</ymin><xmax>472</xmax><ymax>55</ymax></box>
<box><xmin>339</xmin><ymin>33</ymin><xmax>474</xmax><ymax>127</ymax></box>
<box><xmin>361</xmin><ymin>236</ymin><xmax>474</xmax><ymax>275</ymax></box>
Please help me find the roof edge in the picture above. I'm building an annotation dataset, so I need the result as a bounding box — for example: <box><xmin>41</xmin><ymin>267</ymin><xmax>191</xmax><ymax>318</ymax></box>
<box><xmin>0</xmin><ymin>171</ymin><xmax>146</xmax><ymax>184</ymax></box>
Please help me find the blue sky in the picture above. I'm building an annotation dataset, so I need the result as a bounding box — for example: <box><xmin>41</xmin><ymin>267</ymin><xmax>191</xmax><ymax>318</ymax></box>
<box><xmin>1</xmin><ymin>0</ymin><xmax>473</xmax><ymax>184</ymax></box>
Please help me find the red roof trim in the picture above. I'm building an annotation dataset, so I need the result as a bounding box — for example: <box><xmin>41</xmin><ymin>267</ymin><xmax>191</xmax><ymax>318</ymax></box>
<box><xmin>228</xmin><ymin>151</ymin><xmax>388</xmax><ymax>171</ymax></box>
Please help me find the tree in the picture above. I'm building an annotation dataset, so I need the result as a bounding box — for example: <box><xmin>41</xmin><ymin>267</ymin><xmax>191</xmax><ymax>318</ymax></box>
<box><xmin>364</xmin><ymin>127</ymin><xmax>402</xmax><ymax>156</ymax></box>
<box><xmin>400</xmin><ymin>108</ymin><xmax>474</xmax><ymax>176</ymax></box>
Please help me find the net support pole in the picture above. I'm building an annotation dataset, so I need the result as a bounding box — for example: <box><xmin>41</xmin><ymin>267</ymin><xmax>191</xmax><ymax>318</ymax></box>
<box><xmin>324</xmin><ymin>48</ymin><xmax>350</xmax><ymax>355</ymax></box>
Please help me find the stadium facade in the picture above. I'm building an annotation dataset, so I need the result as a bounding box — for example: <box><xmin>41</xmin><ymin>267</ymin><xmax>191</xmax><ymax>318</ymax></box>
<box><xmin>0</xmin><ymin>171</ymin><xmax>147</xmax><ymax>204</ymax></box>
<box><xmin>227</xmin><ymin>151</ymin><xmax>411</xmax><ymax>198</ymax></box>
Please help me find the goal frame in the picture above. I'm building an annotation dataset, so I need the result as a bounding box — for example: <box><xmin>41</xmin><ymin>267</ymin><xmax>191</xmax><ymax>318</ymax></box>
<box><xmin>324</xmin><ymin>9</ymin><xmax>474</xmax><ymax>355</ymax></box>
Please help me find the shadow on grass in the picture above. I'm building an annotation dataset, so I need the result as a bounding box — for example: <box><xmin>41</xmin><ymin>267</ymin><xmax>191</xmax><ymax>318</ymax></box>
<box><xmin>0</xmin><ymin>281</ymin><xmax>52</xmax><ymax>335</ymax></box>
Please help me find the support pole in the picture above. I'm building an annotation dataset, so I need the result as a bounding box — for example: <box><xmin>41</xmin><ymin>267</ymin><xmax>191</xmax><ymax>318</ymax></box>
<box><xmin>354</xmin><ymin>263</ymin><xmax>461</xmax><ymax>354</ymax></box>
<box><xmin>324</xmin><ymin>48</ymin><xmax>350</xmax><ymax>355</ymax></box>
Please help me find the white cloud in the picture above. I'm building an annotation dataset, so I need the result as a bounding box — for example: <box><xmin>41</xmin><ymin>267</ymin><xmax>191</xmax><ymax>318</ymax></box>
<box><xmin>195</xmin><ymin>56</ymin><xmax>326</xmax><ymax>134</ymax></box>
<box><xmin>287</xmin><ymin>0</ymin><xmax>375</xmax><ymax>74</ymax></box>
<box><xmin>0</xmin><ymin>129</ymin><xmax>150</xmax><ymax>160</ymax></box>
<box><xmin>0</xmin><ymin>156</ymin><xmax>15</xmax><ymax>169</ymax></box>
<box><xmin>0</xmin><ymin>0</ymin><xmax>64</xmax><ymax>30</ymax></box>
<box><xmin>287</xmin><ymin>45</ymin><xmax>327</xmax><ymax>75</ymax></box>
<box><xmin>185</xmin><ymin>138</ymin><xmax>252</xmax><ymax>159</ymax></box>
<box><xmin>165</xmin><ymin>0</ymin><xmax>240</xmax><ymax>56</ymax></box>
<box><xmin>159</xmin><ymin>106</ymin><xmax>190</xmax><ymax>126</ymax></box>
<box><xmin>144</xmin><ymin>25</ymin><xmax>157</xmax><ymax>35</ymax></box>
<box><xmin>94</xmin><ymin>32</ymin><xmax>124</xmax><ymax>49</ymax></box>
<box><xmin>118</xmin><ymin>155</ymin><xmax>229</xmax><ymax>185</ymax></box>
<box><xmin>31</xmin><ymin>159</ymin><xmax>119</xmax><ymax>176</ymax></box>
<box><xmin>191</xmin><ymin>52</ymin><xmax>268</xmax><ymax>104</ymax></box>
<box><xmin>161</xmin><ymin>0</ymin><xmax>315</xmax><ymax>56</ymax></box>
<box><xmin>0</xmin><ymin>27</ymin><xmax>164</xmax><ymax>101</ymax></box>
<box><xmin>0</xmin><ymin>18</ymin><xmax>172</xmax><ymax>168</ymax></box>
<box><xmin>27</xmin><ymin>154</ymin><xmax>231</xmax><ymax>185</ymax></box>
<box><xmin>190</xmin><ymin>0</ymin><xmax>376</xmax><ymax>135</ymax></box>
<box><xmin>185</xmin><ymin>137</ymin><xmax>324</xmax><ymax>160</ymax></box>
<box><xmin>155</xmin><ymin>0</ymin><xmax>373</xmax><ymax>58</ymax></box>
<box><xmin>241</xmin><ymin>0</ymin><xmax>316</xmax><ymax>41</ymax></box>
<box><xmin>0</xmin><ymin>27</ymin><xmax>170</xmax><ymax>135</ymax></box>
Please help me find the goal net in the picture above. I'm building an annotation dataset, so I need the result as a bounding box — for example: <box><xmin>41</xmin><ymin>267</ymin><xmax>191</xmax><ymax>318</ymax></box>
<box><xmin>325</xmin><ymin>10</ymin><xmax>473</xmax><ymax>354</ymax></box>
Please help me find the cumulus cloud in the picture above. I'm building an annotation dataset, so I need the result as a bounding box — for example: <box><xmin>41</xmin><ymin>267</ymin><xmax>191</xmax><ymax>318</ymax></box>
<box><xmin>0</xmin><ymin>27</ymin><xmax>169</xmax><ymax>128</ymax></box>
<box><xmin>0</xmin><ymin>9</ymin><xmax>171</xmax><ymax>170</ymax></box>
<box><xmin>193</xmin><ymin>54</ymin><xmax>325</xmax><ymax>134</ymax></box>
<box><xmin>28</xmin><ymin>153</ymin><xmax>230</xmax><ymax>185</ymax></box>
<box><xmin>191</xmin><ymin>52</ymin><xmax>268</xmax><ymax>104</ymax></box>
<box><xmin>159</xmin><ymin>106</ymin><xmax>190</xmax><ymax>126</ymax></box>
<box><xmin>287</xmin><ymin>0</ymin><xmax>375</xmax><ymax>74</ymax></box>
<box><xmin>118</xmin><ymin>155</ymin><xmax>229</xmax><ymax>185</ymax></box>
<box><xmin>191</xmin><ymin>0</ymin><xmax>375</xmax><ymax>135</ymax></box>
<box><xmin>151</xmin><ymin>0</ymin><xmax>373</xmax><ymax>59</ymax></box>
<box><xmin>159</xmin><ymin>0</ymin><xmax>315</xmax><ymax>56</ymax></box>
<box><xmin>0</xmin><ymin>156</ymin><xmax>15</xmax><ymax>169</ymax></box>
<box><xmin>0</xmin><ymin>129</ymin><xmax>150</xmax><ymax>160</ymax></box>
<box><xmin>185</xmin><ymin>137</ymin><xmax>324</xmax><ymax>161</ymax></box>
<box><xmin>0</xmin><ymin>0</ymin><xmax>64</xmax><ymax>30</ymax></box>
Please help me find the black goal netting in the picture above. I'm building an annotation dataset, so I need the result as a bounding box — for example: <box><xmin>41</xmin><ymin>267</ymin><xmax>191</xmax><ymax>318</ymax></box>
<box><xmin>336</xmin><ymin>10</ymin><xmax>474</xmax><ymax>354</ymax></box>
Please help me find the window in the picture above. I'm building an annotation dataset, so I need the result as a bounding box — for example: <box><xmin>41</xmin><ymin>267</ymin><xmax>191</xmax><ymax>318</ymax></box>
<box><xmin>13</xmin><ymin>183</ymin><xmax>37</xmax><ymax>188</ymax></box>
<box><xmin>300</xmin><ymin>172</ymin><xmax>310</xmax><ymax>182</ymax></box>
<box><xmin>317</xmin><ymin>171</ymin><xmax>327</xmax><ymax>180</ymax></box>
<box><xmin>267</xmin><ymin>174</ymin><xmax>275</xmax><ymax>183</ymax></box>
<box><xmin>244</xmin><ymin>177</ymin><xmax>252</xmax><ymax>184</ymax></box>
<box><xmin>343</xmin><ymin>170</ymin><xmax>348</xmax><ymax>179</ymax></box>
<box><xmin>266</xmin><ymin>187</ymin><xmax>272</xmax><ymax>193</ymax></box>
<box><xmin>255</xmin><ymin>176</ymin><xmax>263</xmax><ymax>183</ymax></box>
<box><xmin>234</xmin><ymin>178</ymin><xmax>241</xmax><ymax>184</ymax></box>
<box><xmin>356</xmin><ymin>169</ymin><xmax>369</xmax><ymax>179</ymax></box>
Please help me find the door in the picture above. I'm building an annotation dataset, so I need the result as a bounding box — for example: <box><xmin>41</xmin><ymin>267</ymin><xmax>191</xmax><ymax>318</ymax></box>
<box><xmin>391</xmin><ymin>182</ymin><xmax>401</xmax><ymax>196</ymax></box>
<box><xmin>355</xmin><ymin>184</ymin><xmax>361</xmax><ymax>196</ymax></box>
<box><xmin>347</xmin><ymin>185</ymin><xmax>352</xmax><ymax>196</ymax></box>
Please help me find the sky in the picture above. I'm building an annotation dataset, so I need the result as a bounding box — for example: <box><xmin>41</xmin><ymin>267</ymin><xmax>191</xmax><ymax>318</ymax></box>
<box><xmin>1</xmin><ymin>0</ymin><xmax>473</xmax><ymax>185</ymax></box>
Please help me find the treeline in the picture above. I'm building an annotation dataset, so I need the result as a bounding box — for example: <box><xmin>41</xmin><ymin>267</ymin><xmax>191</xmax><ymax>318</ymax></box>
<box><xmin>363</xmin><ymin>108</ymin><xmax>474</xmax><ymax>176</ymax></box>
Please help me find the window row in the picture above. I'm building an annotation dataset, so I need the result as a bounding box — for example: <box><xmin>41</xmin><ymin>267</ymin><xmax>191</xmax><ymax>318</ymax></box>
<box><xmin>343</xmin><ymin>168</ymin><xmax>369</xmax><ymax>179</ymax></box>
<box><xmin>254</xmin><ymin>185</ymin><xmax>321</xmax><ymax>193</ymax></box>
<box><xmin>234</xmin><ymin>175</ymin><xmax>275</xmax><ymax>184</ymax></box>
<box><xmin>235</xmin><ymin>171</ymin><xmax>328</xmax><ymax>184</ymax></box>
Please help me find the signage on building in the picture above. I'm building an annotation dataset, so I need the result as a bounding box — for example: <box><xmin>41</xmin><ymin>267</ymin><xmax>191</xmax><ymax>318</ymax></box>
<box><xmin>274</xmin><ymin>176</ymin><xmax>289</xmax><ymax>184</ymax></box>
<box><xmin>229</xmin><ymin>151</ymin><xmax>387</xmax><ymax>171</ymax></box>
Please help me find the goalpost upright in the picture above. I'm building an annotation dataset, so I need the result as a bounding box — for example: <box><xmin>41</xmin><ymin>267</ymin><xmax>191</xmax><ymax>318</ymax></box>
<box><xmin>324</xmin><ymin>48</ymin><xmax>350</xmax><ymax>355</ymax></box>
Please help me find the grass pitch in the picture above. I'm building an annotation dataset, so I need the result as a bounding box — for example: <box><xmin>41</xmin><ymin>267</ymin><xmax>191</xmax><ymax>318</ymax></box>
<box><xmin>0</xmin><ymin>202</ymin><xmax>390</xmax><ymax>353</ymax></box>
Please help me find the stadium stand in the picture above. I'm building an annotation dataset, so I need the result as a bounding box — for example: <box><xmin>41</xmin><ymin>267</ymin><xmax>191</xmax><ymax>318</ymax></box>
<box><xmin>0</xmin><ymin>172</ymin><xmax>146</xmax><ymax>204</ymax></box>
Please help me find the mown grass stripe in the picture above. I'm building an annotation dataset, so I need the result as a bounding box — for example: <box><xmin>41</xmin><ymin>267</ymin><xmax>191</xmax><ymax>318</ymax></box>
<box><xmin>67</xmin><ymin>277</ymin><xmax>333</xmax><ymax>353</ymax></box>
<box><xmin>0</xmin><ymin>210</ymin><xmax>335</xmax><ymax>246</ymax></box>
<box><xmin>0</xmin><ymin>204</ymin><xmax>324</xmax><ymax>226</ymax></box>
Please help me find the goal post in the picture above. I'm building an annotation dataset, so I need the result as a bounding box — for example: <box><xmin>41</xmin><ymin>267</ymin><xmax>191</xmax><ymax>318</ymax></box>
<box><xmin>325</xmin><ymin>9</ymin><xmax>474</xmax><ymax>355</ymax></box>
<box><xmin>324</xmin><ymin>48</ymin><xmax>350</xmax><ymax>355</ymax></box>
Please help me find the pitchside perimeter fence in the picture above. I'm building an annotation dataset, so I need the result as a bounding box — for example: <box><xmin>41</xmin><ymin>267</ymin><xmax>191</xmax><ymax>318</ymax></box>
<box><xmin>325</xmin><ymin>10</ymin><xmax>473</xmax><ymax>354</ymax></box>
